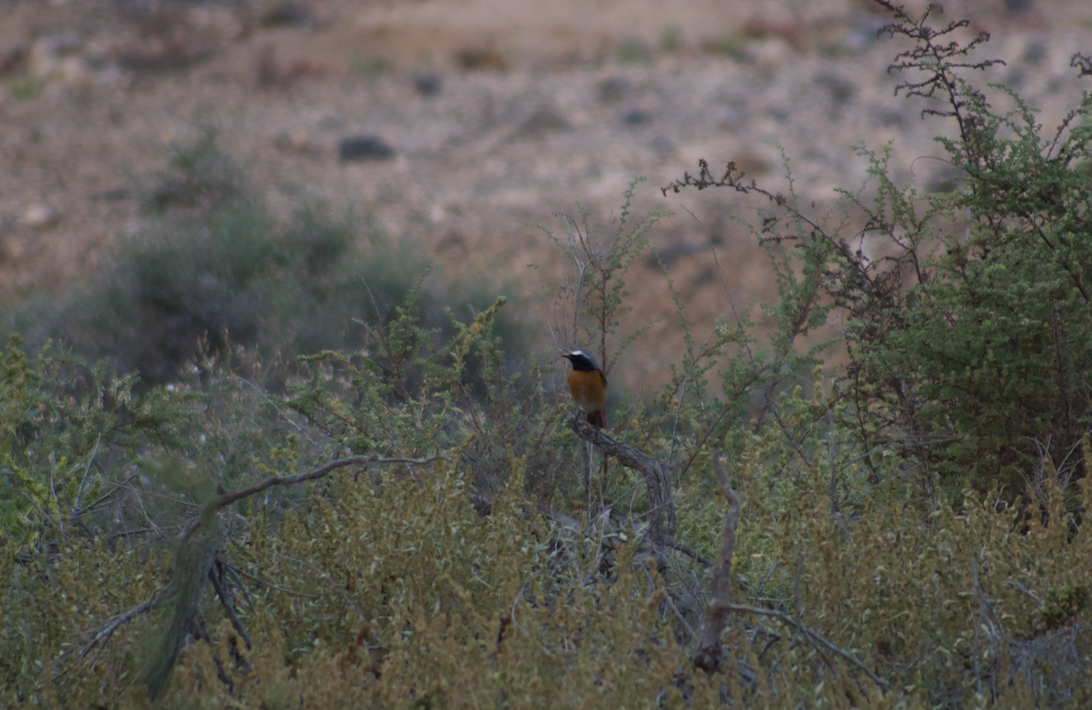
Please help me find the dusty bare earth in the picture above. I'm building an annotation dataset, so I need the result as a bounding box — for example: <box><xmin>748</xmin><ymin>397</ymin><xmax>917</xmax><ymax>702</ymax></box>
<box><xmin>1</xmin><ymin>0</ymin><xmax>1091</xmax><ymax>388</ymax></box>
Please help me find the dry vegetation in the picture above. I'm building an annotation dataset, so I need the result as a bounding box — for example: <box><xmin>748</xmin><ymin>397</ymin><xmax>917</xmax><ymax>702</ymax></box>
<box><xmin>3</xmin><ymin>2</ymin><xmax>1092</xmax><ymax>708</ymax></box>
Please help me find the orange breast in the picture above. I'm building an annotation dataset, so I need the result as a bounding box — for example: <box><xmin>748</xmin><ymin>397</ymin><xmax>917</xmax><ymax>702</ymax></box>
<box><xmin>568</xmin><ymin>370</ymin><xmax>607</xmax><ymax>413</ymax></box>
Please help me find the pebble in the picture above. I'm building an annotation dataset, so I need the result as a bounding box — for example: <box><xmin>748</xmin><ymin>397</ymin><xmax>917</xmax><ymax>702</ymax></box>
<box><xmin>338</xmin><ymin>135</ymin><xmax>395</xmax><ymax>162</ymax></box>
<box><xmin>597</xmin><ymin>76</ymin><xmax>631</xmax><ymax>104</ymax></box>
<box><xmin>513</xmin><ymin>104</ymin><xmax>571</xmax><ymax>139</ymax></box>
<box><xmin>414</xmin><ymin>73</ymin><xmax>443</xmax><ymax>97</ymax></box>
<box><xmin>23</xmin><ymin>205</ymin><xmax>60</xmax><ymax>229</ymax></box>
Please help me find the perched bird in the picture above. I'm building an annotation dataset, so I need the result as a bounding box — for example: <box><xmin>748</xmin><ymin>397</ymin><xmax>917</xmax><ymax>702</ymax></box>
<box><xmin>562</xmin><ymin>350</ymin><xmax>608</xmax><ymax>428</ymax></box>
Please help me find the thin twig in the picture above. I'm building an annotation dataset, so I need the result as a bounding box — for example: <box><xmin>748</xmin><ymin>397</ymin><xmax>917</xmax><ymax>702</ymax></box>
<box><xmin>59</xmin><ymin>454</ymin><xmax>449</xmax><ymax>691</ymax></box>
<box><xmin>56</xmin><ymin>587</ymin><xmax>171</xmax><ymax>677</ymax></box>
<box><xmin>665</xmin><ymin>539</ymin><xmax>713</xmax><ymax>567</ymax></box>
<box><xmin>222</xmin><ymin>563</ymin><xmax>258</xmax><ymax>616</ymax></box>
<box><xmin>1004</xmin><ymin>579</ymin><xmax>1042</xmax><ymax>605</ymax></box>
<box><xmin>72</xmin><ymin>433</ymin><xmax>101</xmax><ymax>518</ymax></box>
<box><xmin>792</xmin><ymin>553</ymin><xmax>805</xmax><ymax>623</ymax></box>
<box><xmin>235</xmin><ymin>376</ymin><xmax>321</xmax><ymax>451</ymax></box>
<box><xmin>970</xmin><ymin>555</ymin><xmax>1002</xmax><ymax>697</ymax></box>
<box><xmin>22</xmin><ymin>491</ymin><xmax>60</xmax><ymax>531</ymax></box>
<box><xmin>754</xmin><ymin>560</ymin><xmax>779</xmax><ymax>601</ymax></box>
<box><xmin>49</xmin><ymin>454</ymin><xmax>66</xmax><ymax>542</ymax></box>
<box><xmin>510</xmin><ymin>587</ymin><xmax>531</xmax><ymax>639</ymax></box>
<box><xmin>75</xmin><ymin>473</ymin><xmax>141</xmax><ymax>518</ymax></box>
<box><xmin>724</xmin><ymin>601</ymin><xmax>891</xmax><ymax>691</ymax></box>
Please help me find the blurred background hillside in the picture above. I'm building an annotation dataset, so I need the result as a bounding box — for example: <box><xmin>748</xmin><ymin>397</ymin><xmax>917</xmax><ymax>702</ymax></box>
<box><xmin>2</xmin><ymin>0</ymin><xmax>1091</xmax><ymax>389</ymax></box>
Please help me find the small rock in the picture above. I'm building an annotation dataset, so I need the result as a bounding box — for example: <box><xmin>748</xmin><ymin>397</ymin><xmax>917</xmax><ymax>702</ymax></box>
<box><xmin>814</xmin><ymin>72</ymin><xmax>857</xmax><ymax>106</ymax></box>
<box><xmin>28</xmin><ymin>43</ymin><xmax>59</xmax><ymax>78</ymax></box>
<box><xmin>513</xmin><ymin>105</ymin><xmax>571</xmax><ymax>139</ymax></box>
<box><xmin>338</xmin><ymin>135</ymin><xmax>395</xmax><ymax>162</ymax></box>
<box><xmin>597</xmin><ymin>76</ymin><xmax>630</xmax><ymax>104</ymax></box>
<box><xmin>1004</xmin><ymin>0</ymin><xmax>1035</xmax><ymax>14</ymax></box>
<box><xmin>58</xmin><ymin>56</ymin><xmax>94</xmax><ymax>88</ymax></box>
<box><xmin>28</xmin><ymin>33</ymin><xmax>84</xmax><ymax>79</ymax></box>
<box><xmin>842</xmin><ymin>23</ymin><xmax>882</xmax><ymax>53</ymax></box>
<box><xmin>37</xmin><ymin>33</ymin><xmax>82</xmax><ymax>57</ymax></box>
<box><xmin>259</xmin><ymin>2</ymin><xmax>315</xmax><ymax>28</ymax></box>
<box><xmin>453</xmin><ymin>46</ymin><xmax>506</xmax><ymax>71</ymax></box>
<box><xmin>766</xmin><ymin>106</ymin><xmax>790</xmax><ymax>123</ymax></box>
<box><xmin>879</xmin><ymin>111</ymin><xmax>904</xmax><ymax>127</ymax></box>
<box><xmin>1023</xmin><ymin>40</ymin><xmax>1047</xmax><ymax>66</ymax></box>
<box><xmin>750</xmin><ymin>37</ymin><xmax>792</xmax><ymax>70</ymax></box>
<box><xmin>90</xmin><ymin>187</ymin><xmax>130</xmax><ymax>201</ymax></box>
<box><xmin>413</xmin><ymin>73</ymin><xmax>442</xmax><ymax>97</ymax></box>
<box><xmin>23</xmin><ymin>205</ymin><xmax>60</xmax><ymax>229</ymax></box>
<box><xmin>0</xmin><ymin>45</ymin><xmax>27</xmax><ymax>76</ymax></box>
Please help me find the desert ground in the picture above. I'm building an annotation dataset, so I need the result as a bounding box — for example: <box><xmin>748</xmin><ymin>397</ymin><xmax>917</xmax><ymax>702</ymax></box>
<box><xmin>2</xmin><ymin>0</ymin><xmax>1091</xmax><ymax>387</ymax></box>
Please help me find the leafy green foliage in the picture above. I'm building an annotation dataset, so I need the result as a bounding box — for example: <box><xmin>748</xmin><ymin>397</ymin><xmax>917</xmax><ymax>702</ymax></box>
<box><xmin>840</xmin><ymin>53</ymin><xmax>1092</xmax><ymax>491</ymax></box>
<box><xmin>665</xmin><ymin>2</ymin><xmax>1092</xmax><ymax>498</ymax></box>
<box><xmin>0</xmin><ymin>335</ymin><xmax>183</xmax><ymax>535</ymax></box>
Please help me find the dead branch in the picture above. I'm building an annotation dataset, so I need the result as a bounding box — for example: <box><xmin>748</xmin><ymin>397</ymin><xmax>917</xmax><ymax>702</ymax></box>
<box><xmin>181</xmin><ymin>454</ymin><xmax>449</xmax><ymax>538</ymax></box>
<box><xmin>689</xmin><ymin>454</ymin><xmax>741</xmax><ymax>674</ymax></box>
<box><xmin>570</xmin><ymin>417</ymin><xmax>675</xmax><ymax>545</ymax></box>
<box><xmin>61</xmin><ymin>453</ymin><xmax>448</xmax><ymax>701</ymax></box>
<box><xmin>724</xmin><ymin>601</ymin><xmax>891</xmax><ymax>692</ymax></box>
<box><xmin>61</xmin><ymin>587</ymin><xmax>172</xmax><ymax>677</ymax></box>
<box><xmin>210</xmin><ymin>560</ymin><xmax>253</xmax><ymax>650</ymax></box>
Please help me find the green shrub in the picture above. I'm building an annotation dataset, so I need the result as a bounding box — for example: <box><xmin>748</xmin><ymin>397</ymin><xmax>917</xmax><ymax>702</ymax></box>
<box><xmin>667</xmin><ymin>3</ymin><xmax>1092</xmax><ymax>498</ymax></box>
<box><xmin>5</xmin><ymin>131</ymin><xmax>530</xmax><ymax>389</ymax></box>
<box><xmin>138</xmin><ymin>126</ymin><xmax>245</xmax><ymax>215</ymax></box>
<box><xmin>616</xmin><ymin>37</ymin><xmax>654</xmax><ymax>65</ymax></box>
<box><xmin>5</xmin><ymin>341</ymin><xmax>1092</xmax><ymax>708</ymax></box>
<box><xmin>4</xmin><ymin>2</ymin><xmax>1092</xmax><ymax>708</ymax></box>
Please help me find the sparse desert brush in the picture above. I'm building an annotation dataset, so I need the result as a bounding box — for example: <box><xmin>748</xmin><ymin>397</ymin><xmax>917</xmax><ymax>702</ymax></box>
<box><xmin>3</xmin><ymin>1</ymin><xmax>1092</xmax><ymax>708</ymax></box>
<box><xmin>5</xmin><ymin>343</ymin><xmax>1091</xmax><ymax>708</ymax></box>
<box><xmin>5</xmin><ymin>127</ymin><xmax>530</xmax><ymax>390</ymax></box>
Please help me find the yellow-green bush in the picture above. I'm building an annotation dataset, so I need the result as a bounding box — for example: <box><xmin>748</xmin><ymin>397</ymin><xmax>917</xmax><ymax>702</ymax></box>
<box><xmin>4</xmin><ymin>3</ymin><xmax>1092</xmax><ymax>709</ymax></box>
<box><xmin>6</xmin><ymin>387</ymin><xmax>1091</xmax><ymax>708</ymax></box>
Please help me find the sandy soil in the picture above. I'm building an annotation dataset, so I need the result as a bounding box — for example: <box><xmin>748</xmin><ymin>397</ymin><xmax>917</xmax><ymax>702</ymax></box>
<box><xmin>1</xmin><ymin>0</ymin><xmax>1090</xmax><ymax>387</ymax></box>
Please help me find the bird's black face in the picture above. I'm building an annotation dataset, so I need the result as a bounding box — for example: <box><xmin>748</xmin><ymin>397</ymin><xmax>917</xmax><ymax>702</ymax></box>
<box><xmin>563</xmin><ymin>350</ymin><xmax>601</xmax><ymax>373</ymax></box>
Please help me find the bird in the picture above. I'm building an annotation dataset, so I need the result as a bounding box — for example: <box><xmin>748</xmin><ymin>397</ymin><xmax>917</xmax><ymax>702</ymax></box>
<box><xmin>562</xmin><ymin>350</ymin><xmax>608</xmax><ymax>428</ymax></box>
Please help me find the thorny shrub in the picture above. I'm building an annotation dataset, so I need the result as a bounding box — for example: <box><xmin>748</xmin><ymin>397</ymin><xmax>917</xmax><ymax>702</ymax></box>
<box><xmin>666</xmin><ymin>1</ymin><xmax>1092</xmax><ymax>502</ymax></box>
